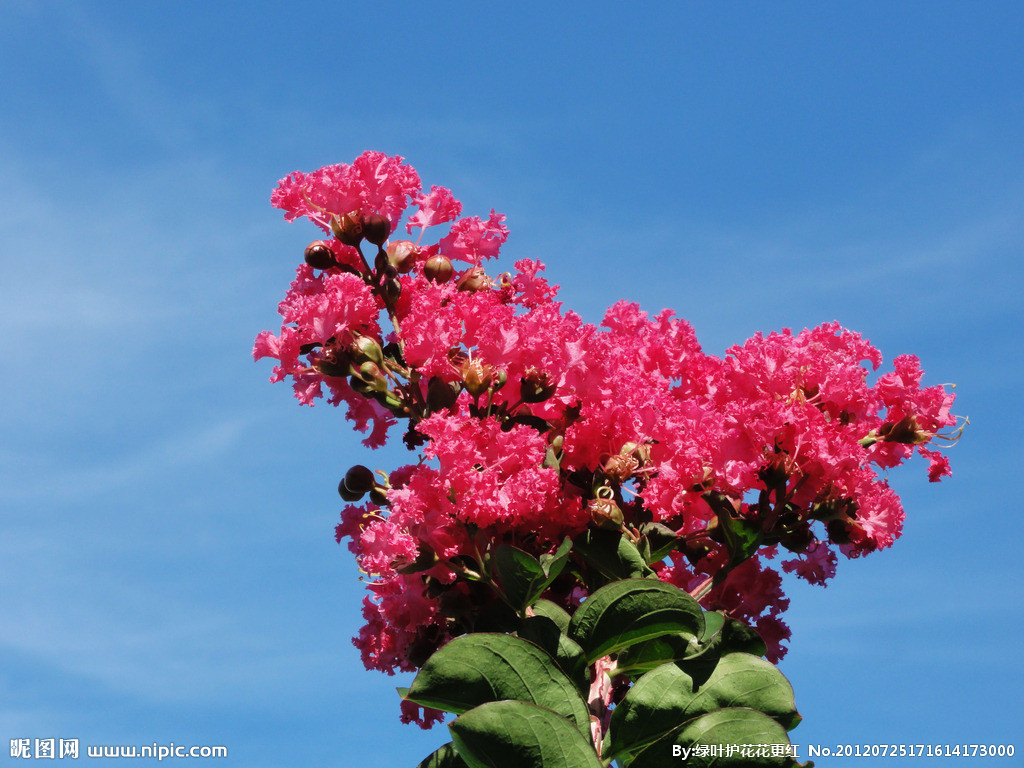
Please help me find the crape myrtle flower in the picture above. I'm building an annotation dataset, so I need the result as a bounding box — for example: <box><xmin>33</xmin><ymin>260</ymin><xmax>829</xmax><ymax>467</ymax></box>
<box><xmin>256</xmin><ymin>151</ymin><xmax>962</xmax><ymax>715</ymax></box>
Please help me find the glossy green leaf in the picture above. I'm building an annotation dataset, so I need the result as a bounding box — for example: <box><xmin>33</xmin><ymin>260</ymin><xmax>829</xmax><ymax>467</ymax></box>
<box><xmin>568</xmin><ymin>579</ymin><xmax>704</xmax><ymax>664</ymax></box>
<box><xmin>415</xmin><ymin>742</ymin><xmax>468</xmax><ymax>768</ymax></box>
<box><xmin>687</xmin><ymin>612</ymin><xmax>767</xmax><ymax>662</ymax></box>
<box><xmin>609</xmin><ymin>653</ymin><xmax>800</xmax><ymax>760</ymax></box>
<box><xmin>636</xmin><ymin>523</ymin><xmax>681</xmax><ymax>565</ymax></box>
<box><xmin>628</xmin><ymin>708</ymin><xmax>807</xmax><ymax>768</ymax></box>
<box><xmin>449</xmin><ymin>701</ymin><xmax>603</xmax><ymax>768</ymax></box>
<box><xmin>405</xmin><ymin>633</ymin><xmax>591</xmax><ymax>734</ymax></box>
<box><xmin>614</xmin><ymin>634</ymin><xmax>694</xmax><ymax>677</ymax></box>
<box><xmin>493</xmin><ymin>539</ymin><xmax>571</xmax><ymax>612</ymax></box>
<box><xmin>517</xmin><ymin>615</ymin><xmax>588</xmax><ymax>692</ymax></box>
<box><xmin>574</xmin><ymin>529</ymin><xmax>656</xmax><ymax>581</ymax></box>
<box><xmin>530</xmin><ymin>599</ymin><xmax>571</xmax><ymax>632</ymax></box>
<box><xmin>718</xmin><ymin>512</ymin><xmax>762</xmax><ymax>565</ymax></box>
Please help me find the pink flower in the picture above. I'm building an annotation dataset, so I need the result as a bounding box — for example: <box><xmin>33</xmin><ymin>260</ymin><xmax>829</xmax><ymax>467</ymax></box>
<box><xmin>406</xmin><ymin>185</ymin><xmax>463</xmax><ymax>233</ymax></box>
<box><xmin>437</xmin><ymin>210</ymin><xmax>509</xmax><ymax>265</ymax></box>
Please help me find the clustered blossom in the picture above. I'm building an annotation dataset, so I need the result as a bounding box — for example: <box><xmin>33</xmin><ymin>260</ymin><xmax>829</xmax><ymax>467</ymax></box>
<box><xmin>256</xmin><ymin>152</ymin><xmax>960</xmax><ymax>721</ymax></box>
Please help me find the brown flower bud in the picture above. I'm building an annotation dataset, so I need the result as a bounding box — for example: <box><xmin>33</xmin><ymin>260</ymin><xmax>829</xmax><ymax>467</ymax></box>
<box><xmin>457</xmin><ymin>267</ymin><xmax>489</xmax><ymax>292</ymax></box>
<box><xmin>330</xmin><ymin>211</ymin><xmax>364</xmax><ymax>246</ymax></box>
<box><xmin>826</xmin><ymin>519</ymin><xmax>857</xmax><ymax>545</ymax></box>
<box><xmin>877</xmin><ymin>415</ymin><xmax>930</xmax><ymax>445</ymax></box>
<box><xmin>601</xmin><ymin>453</ymin><xmax>640</xmax><ymax>483</ymax></box>
<box><xmin>386</xmin><ymin>240</ymin><xmax>420</xmax><ymax>274</ymax></box>
<box><xmin>779</xmin><ymin>525</ymin><xmax>816</xmax><ymax>553</ymax></box>
<box><xmin>316</xmin><ymin>349</ymin><xmax>353</xmax><ymax>378</ymax></box>
<box><xmin>424</xmin><ymin>254</ymin><xmax>454</xmax><ymax>283</ymax></box>
<box><xmin>427</xmin><ymin>377</ymin><xmax>461</xmax><ymax>412</ymax></box>
<box><xmin>520</xmin><ymin>367</ymin><xmax>556</xmax><ymax>403</ymax></box>
<box><xmin>304</xmin><ymin>240</ymin><xmax>336</xmax><ymax>270</ymax></box>
<box><xmin>461</xmin><ymin>359</ymin><xmax>494</xmax><ymax>398</ymax></box>
<box><xmin>362</xmin><ymin>214</ymin><xmax>391</xmax><ymax>246</ymax></box>
<box><xmin>589</xmin><ymin>497</ymin><xmax>624</xmax><ymax>529</ymax></box>
<box><xmin>381</xmin><ymin>277</ymin><xmax>402</xmax><ymax>304</ymax></box>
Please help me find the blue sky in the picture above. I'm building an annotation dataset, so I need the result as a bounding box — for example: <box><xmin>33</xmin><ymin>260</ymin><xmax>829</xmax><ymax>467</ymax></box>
<box><xmin>2</xmin><ymin>2</ymin><xmax>1022</xmax><ymax>765</ymax></box>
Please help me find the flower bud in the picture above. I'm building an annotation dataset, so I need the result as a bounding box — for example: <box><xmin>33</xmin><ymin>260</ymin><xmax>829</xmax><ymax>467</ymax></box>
<box><xmin>461</xmin><ymin>359</ymin><xmax>494</xmax><ymax>398</ymax></box>
<box><xmin>520</xmin><ymin>367</ymin><xmax>556</xmax><ymax>403</ymax></box>
<box><xmin>877</xmin><ymin>415</ymin><xmax>930</xmax><ymax>445</ymax></box>
<box><xmin>426</xmin><ymin>377</ymin><xmax>461</xmax><ymax>412</ymax></box>
<box><xmin>424</xmin><ymin>254</ymin><xmax>454</xmax><ymax>283</ymax></box>
<box><xmin>369</xmin><ymin>485</ymin><xmax>389</xmax><ymax>506</ymax></box>
<box><xmin>381</xmin><ymin>277</ymin><xmax>402</xmax><ymax>305</ymax></box>
<box><xmin>386</xmin><ymin>240</ymin><xmax>420</xmax><ymax>274</ymax></box>
<box><xmin>304</xmin><ymin>240</ymin><xmax>336</xmax><ymax>270</ymax></box>
<box><xmin>457</xmin><ymin>267</ymin><xmax>489</xmax><ymax>292</ymax></box>
<box><xmin>779</xmin><ymin>525</ymin><xmax>815</xmax><ymax>553</ymax></box>
<box><xmin>682</xmin><ymin>537</ymin><xmax>712</xmax><ymax>565</ymax></box>
<box><xmin>330</xmin><ymin>211</ymin><xmax>364</xmax><ymax>246</ymax></box>
<box><xmin>338</xmin><ymin>464</ymin><xmax>375</xmax><ymax>501</ymax></box>
<box><xmin>589</xmin><ymin>497</ymin><xmax>624</xmax><ymax>529</ymax></box>
<box><xmin>601</xmin><ymin>453</ymin><xmax>639</xmax><ymax>483</ymax></box>
<box><xmin>362</xmin><ymin>214</ymin><xmax>391</xmax><ymax>246</ymax></box>
<box><xmin>826</xmin><ymin>519</ymin><xmax>856</xmax><ymax>545</ymax></box>
<box><xmin>352</xmin><ymin>336</ymin><xmax>384</xmax><ymax>367</ymax></box>
<box><xmin>316</xmin><ymin>349</ymin><xmax>354</xmax><ymax>378</ymax></box>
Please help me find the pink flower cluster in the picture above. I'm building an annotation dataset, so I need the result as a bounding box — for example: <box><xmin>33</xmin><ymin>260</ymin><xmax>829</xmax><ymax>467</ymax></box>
<box><xmin>256</xmin><ymin>152</ymin><xmax>959</xmax><ymax>688</ymax></box>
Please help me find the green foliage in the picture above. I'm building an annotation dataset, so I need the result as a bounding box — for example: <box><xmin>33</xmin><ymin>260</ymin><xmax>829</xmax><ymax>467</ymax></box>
<box><xmin>568</xmin><ymin>579</ymin><xmax>705</xmax><ymax>665</ymax></box>
<box><xmin>493</xmin><ymin>538</ymin><xmax>572</xmax><ymax>613</ymax></box>
<box><xmin>409</xmin><ymin>564</ymin><xmax>809</xmax><ymax>768</ymax></box>
<box><xmin>404</xmin><ymin>633</ymin><xmax>591</xmax><ymax>734</ymax></box>
<box><xmin>450</xmin><ymin>701</ymin><xmax>605</xmax><ymax>768</ymax></box>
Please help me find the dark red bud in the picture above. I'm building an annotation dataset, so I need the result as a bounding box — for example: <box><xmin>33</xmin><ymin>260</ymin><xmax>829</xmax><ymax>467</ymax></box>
<box><xmin>424</xmin><ymin>254</ymin><xmax>454</xmax><ymax>283</ymax></box>
<box><xmin>304</xmin><ymin>240</ymin><xmax>336</xmax><ymax>270</ymax></box>
<box><xmin>339</xmin><ymin>464</ymin><xmax>376</xmax><ymax>500</ymax></box>
<box><xmin>426</xmin><ymin>377</ymin><xmax>461</xmax><ymax>412</ymax></box>
<box><xmin>362</xmin><ymin>214</ymin><xmax>391</xmax><ymax>246</ymax></box>
<box><xmin>381</xmin><ymin>277</ymin><xmax>402</xmax><ymax>304</ymax></box>
<box><xmin>826</xmin><ymin>519</ymin><xmax>856</xmax><ymax>545</ymax></box>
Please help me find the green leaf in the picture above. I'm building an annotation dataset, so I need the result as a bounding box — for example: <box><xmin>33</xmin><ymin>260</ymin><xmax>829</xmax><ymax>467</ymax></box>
<box><xmin>628</xmin><ymin>708</ymin><xmax>808</xmax><ymax>768</ymax></box>
<box><xmin>608</xmin><ymin>653</ymin><xmax>801</xmax><ymax>760</ymax></box>
<box><xmin>405</xmin><ymin>633</ymin><xmax>591</xmax><ymax>734</ymax></box>
<box><xmin>449</xmin><ymin>700</ymin><xmax>603</xmax><ymax>768</ymax></box>
<box><xmin>517</xmin><ymin>615</ymin><xmax>588</xmax><ymax>692</ymax></box>
<box><xmin>614</xmin><ymin>634</ymin><xmax>693</xmax><ymax>678</ymax></box>
<box><xmin>530</xmin><ymin>599</ymin><xmax>571</xmax><ymax>633</ymax></box>
<box><xmin>568</xmin><ymin>579</ymin><xmax>704</xmax><ymax>665</ymax></box>
<box><xmin>574</xmin><ymin>529</ymin><xmax>657</xmax><ymax>581</ymax></box>
<box><xmin>636</xmin><ymin>523</ymin><xmax>681</xmax><ymax>565</ymax></box>
<box><xmin>687</xmin><ymin>613</ymin><xmax>767</xmax><ymax>662</ymax></box>
<box><xmin>493</xmin><ymin>538</ymin><xmax>571</xmax><ymax>613</ymax></box>
<box><xmin>718</xmin><ymin>512</ymin><xmax>762</xmax><ymax>565</ymax></box>
<box><xmin>415</xmin><ymin>742</ymin><xmax>469</xmax><ymax>768</ymax></box>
